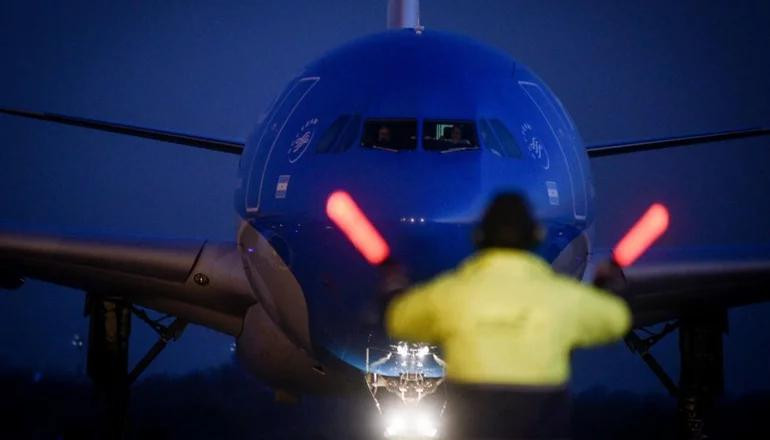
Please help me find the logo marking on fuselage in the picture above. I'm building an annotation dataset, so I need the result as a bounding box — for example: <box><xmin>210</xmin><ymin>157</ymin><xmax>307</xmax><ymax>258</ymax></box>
<box><xmin>288</xmin><ymin>118</ymin><xmax>319</xmax><ymax>163</ymax></box>
<box><xmin>522</xmin><ymin>122</ymin><xmax>550</xmax><ymax>170</ymax></box>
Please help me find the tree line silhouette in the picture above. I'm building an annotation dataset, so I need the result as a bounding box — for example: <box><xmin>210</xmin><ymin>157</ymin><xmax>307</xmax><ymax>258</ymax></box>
<box><xmin>1</xmin><ymin>363</ymin><xmax>769</xmax><ymax>439</ymax></box>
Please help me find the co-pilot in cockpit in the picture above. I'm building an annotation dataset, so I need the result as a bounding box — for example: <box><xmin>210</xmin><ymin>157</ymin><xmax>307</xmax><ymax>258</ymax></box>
<box><xmin>377</xmin><ymin>125</ymin><xmax>392</xmax><ymax>146</ymax></box>
<box><xmin>424</xmin><ymin>121</ymin><xmax>478</xmax><ymax>151</ymax></box>
<box><xmin>448</xmin><ymin>125</ymin><xmax>471</xmax><ymax>145</ymax></box>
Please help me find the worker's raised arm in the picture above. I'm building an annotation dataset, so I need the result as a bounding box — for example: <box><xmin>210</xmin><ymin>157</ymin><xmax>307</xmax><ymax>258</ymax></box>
<box><xmin>568</xmin><ymin>280</ymin><xmax>632</xmax><ymax>348</ymax></box>
<box><xmin>385</xmin><ymin>274</ymin><xmax>451</xmax><ymax>344</ymax></box>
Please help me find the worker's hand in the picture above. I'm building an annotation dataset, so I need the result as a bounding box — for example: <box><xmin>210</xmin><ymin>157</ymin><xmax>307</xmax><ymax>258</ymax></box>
<box><xmin>361</xmin><ymin>259</ymin><xmax>410</xmax><ymax>330</ymax></box>
<box><xmin>359</xmin><ymin>260</ymin><xmax>406</xmax><ymax>328</ymax></box>
<box><xmin>593</xmin><ymin>259</ymin><xmax>627</xmax><ymax>296</ymax></box>
<box><xmin>379</xmin><ymin>258</ymin><xmax>410</xmax><ymax>298</ymax></box>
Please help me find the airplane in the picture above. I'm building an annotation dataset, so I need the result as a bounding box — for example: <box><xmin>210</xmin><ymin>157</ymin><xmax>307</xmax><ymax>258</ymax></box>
<box><xmin>1</xmin><ymin>0</ymin><xmax>770</xmax><ymax>438</ymax></box>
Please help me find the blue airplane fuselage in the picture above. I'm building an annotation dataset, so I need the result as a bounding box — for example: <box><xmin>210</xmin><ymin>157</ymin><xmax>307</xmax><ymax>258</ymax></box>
<box><xmin>234</xmin><ymin>29</ymin><xmax>595</xmax><ymax>375</ymax></box>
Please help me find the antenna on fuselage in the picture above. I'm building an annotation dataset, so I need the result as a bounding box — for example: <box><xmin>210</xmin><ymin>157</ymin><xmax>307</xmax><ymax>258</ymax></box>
<box><xmin>387</xmin><ymin>0</ymin><xmax>423</xmax><ymax>31</ymax></box>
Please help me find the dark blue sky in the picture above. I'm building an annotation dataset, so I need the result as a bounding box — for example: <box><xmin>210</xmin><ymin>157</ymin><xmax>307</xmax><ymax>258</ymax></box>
<box><xmin>1</xmin><ymin>0</ymin><xmax>769</xmax><ymax>395</ymax></box>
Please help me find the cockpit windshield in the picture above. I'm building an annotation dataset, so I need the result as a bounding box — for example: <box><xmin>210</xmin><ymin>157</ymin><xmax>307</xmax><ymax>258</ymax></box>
<box><xmin>423</xmin><ymin>120</ymin><xmax>479</xmax><ymax>152</ymax></box>
<box><xmin>361</xmin><ymin>119</ymin><xmax>417</xmax><ymax>151</ymax></box>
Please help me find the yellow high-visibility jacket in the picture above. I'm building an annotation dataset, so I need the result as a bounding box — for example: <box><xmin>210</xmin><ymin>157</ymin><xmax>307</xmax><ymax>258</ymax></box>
<box><xmin>385</xmin><ymin>249</ymin><xmax>631</xmax><ymax>386</ymax></box>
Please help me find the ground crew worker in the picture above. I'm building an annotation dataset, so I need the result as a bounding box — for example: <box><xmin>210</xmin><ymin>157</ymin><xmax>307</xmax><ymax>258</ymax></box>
<box><xmin>384</xmin><ymin>193</ymin><xmax>631</xmax><ymax>439</ymax></box>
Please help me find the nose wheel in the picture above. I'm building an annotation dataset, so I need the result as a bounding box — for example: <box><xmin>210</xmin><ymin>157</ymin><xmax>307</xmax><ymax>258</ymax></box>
<box><xmin>366</xmin><ymin>342</ymin><xmax>446</xmax><ymax>438</ymax></box>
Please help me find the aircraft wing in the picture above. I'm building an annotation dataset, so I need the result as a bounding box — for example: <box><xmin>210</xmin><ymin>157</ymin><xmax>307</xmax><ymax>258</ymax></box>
<box><xmin>625</xmin><ymin>261</ymin><xmax>770</xmax><ymax>327</ymax></box>
<box><xmin>0</xmin><ymin>108</ymin><xmax>245</xmax><ymax>155</ymax></box>
<box><xmin>0</xmin><ymin>229</ymin><xmax>256</xmax><ymax>335</ymax></box>
<box><xmin>587</xmin><ymin>127</ymin><xmax>770</xmax><ymax>326</ymax></box>
<box><xmin>586</xmin><ymin>127</ymin><xmax>770</xmax><ymax>158</ymax></box>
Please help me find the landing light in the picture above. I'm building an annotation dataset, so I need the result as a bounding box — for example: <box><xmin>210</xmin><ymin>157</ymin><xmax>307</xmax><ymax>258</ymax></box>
<box><xmin>613</xmin><ymin>203</ymin><xmax>670</xmax><ymax>267</ymax></box>
<box><xmin>384</xmin><ymin>409</ymin><xmax>438</xmax><ymax>438</ymax></box>
<box><xmin>416</xmin><ymin>413</ymin><xmax>439</xmax><ymax>438</ymax></box>
<box><xmin>326</xmin><ymin>190</ymin><xmax>390</xmax><ymax>265</ymax></box>
<box><xmin>384</xmin><ymin>412</ymin><xmax>406</xmax><ymax>438</ymax></box>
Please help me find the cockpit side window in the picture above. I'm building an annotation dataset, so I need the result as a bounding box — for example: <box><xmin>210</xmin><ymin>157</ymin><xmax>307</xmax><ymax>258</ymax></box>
<box><xmin>336</xmin><ymin>114</ymin><xmax>361</xmax><ymax>153</ymax></box>
<box><xmin>315</xmin><ymin>114</ymin><xmax>361</xmax><ymax>153</ymax></box>
<box><xmin>361</xmin><ymin>119</ymin><xmax>417</xmax><ymax>151</ymax></box>
<box><xmin>423</xmin><ymin>120</ymin><xmax>479</xmax><ymax>152</ymax></box>
<box><xmin>479</xmin><ymin>119</ymin><xmax>503</xmax><ymax>156</ymax></box>
<box><xmin>479</xmin><ymin>118</ymin><xmax>522</xmax><ymax>159</ymax></box>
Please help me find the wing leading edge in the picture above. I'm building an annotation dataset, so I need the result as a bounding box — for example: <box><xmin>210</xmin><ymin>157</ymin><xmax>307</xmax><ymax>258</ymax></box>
<box><xmin>0</xmin><ymin>108</ymin><xmax>245</xmax><ymax>155</ymax></box>
<box><xmin>586</xmin><ymin>127</ymin><xmax>770</xmax><ymax>158</ymax></box>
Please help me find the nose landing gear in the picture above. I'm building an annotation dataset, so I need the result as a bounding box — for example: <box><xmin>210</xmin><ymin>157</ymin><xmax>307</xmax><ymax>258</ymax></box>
<box><xmin>365</xmin><ymin>342</ymin><xmax>447</xmax><ymax>438</ymax></box>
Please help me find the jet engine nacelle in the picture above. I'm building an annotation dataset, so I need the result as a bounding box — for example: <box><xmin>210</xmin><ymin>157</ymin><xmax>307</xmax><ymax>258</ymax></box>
<box><xmin>235</xmin><ymin>221</ymin><xmax>356</xmax><ymax>394</ymax></box>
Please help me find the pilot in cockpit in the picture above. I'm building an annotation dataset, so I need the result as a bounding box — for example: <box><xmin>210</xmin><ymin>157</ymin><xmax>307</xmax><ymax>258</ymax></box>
<box><xmin>376</xmin><ymin>125</ymin><xmax>392</xmax><ymax>146</ymax></box>
<box><xmin>449</xmin><ymin>125</ymin><xmax>470</xmax><ymax>145</ymax></box>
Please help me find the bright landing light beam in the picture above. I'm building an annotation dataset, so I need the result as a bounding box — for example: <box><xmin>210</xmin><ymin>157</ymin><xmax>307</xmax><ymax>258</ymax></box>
<box><xmin>326</xmin><ymin>190</ymin><xmax>391</xmax><ymax>265</ymax></box>
<box><xmin>613</xmin><ymin>203</ymin><xmax>670</xmax><ymax>267</ymax></box>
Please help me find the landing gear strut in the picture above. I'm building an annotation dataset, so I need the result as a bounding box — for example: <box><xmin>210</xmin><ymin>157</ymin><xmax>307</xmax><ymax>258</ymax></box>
<box><xmin>86</xmin><ymin>295</ymin><xmax>132</xmax><ymax>439</ymax></box>
<box><xmin>85</xmin><ymin>294</ymin><xmax>187</xmax><ymax>439</ymax></box>
<box><xmin>626</xmin><ymin>310</ymin><xmax>726</xmax><ymax>440</ymax></box>
<box><xmin>677</xmin><ymin>311</ymin><xmax>726</xmax><ymax>440</ymax></box>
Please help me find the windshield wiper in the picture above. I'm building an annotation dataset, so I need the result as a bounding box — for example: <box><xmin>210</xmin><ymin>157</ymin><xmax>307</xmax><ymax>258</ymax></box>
<box><xmin>370</xmin><ymin>145</ymin><xmax>400</xmax><ymax>152</ymax></box>
<box><xmin>441</xmin><ymin>146</ymin><xmax>478</xmax><ymax>153</ymax></box>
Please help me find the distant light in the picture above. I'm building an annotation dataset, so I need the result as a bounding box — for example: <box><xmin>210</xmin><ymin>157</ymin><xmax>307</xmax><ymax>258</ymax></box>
<box><xmin>613</xmin><ymin>203</ymin><xmax>670</xmax><ymax>267</ymax></box>
<box><xmin>326</xmin><ymin>191</ymin><xmax>390</xmax><ymax>265</ymax></box>
<box><xmin>396</xmin><ymin>343</ymin><xmax>409</xmax><ymax>357</ymax></box>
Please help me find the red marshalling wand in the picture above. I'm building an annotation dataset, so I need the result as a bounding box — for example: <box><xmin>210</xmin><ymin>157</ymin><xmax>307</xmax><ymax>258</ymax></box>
<box><xmin>327</xmin><ymin>191</ymin><xmax>670</xmax><ymax>269</ymax></box>
<box><xmin>613</xmin><ymin>203</ymin><xmax>670</xmax><ymax>267</ymax></box>
<box><xmin>326</xmin><ymin>190</ymin><xmax>391</xmax><ymax>265</ymax></box>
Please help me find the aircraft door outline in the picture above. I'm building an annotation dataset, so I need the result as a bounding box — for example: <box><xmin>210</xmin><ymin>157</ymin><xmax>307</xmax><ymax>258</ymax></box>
<box><xmin>519</xmin><ymin>81</ymin><xmax>588</xmax><ymax>221</ymax></box>
<box><xmin>246</xmin><ymin>77</ymin><xmax>319</xmax><ymax>213</ymax></box>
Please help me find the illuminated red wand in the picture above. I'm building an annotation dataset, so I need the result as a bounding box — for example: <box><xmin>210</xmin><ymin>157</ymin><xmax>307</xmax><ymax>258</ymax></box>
<box><xmin>613</xmin><ymin>203</ymin><xmax>670</xmax><ymax>267</ymax></box>
<box><xmin>326</xmin><ymin>190</ymin><xmax>390</xmax><ymax>265</ymax></box>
